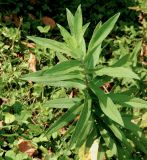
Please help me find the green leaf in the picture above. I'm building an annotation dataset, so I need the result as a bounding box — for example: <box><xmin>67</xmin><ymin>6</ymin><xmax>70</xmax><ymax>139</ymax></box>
<box><xmin>27</xmin><ymin>36</ymin><xmax>73</xmax><ymax>57</ymax></box>
<box><xmin>112</xmin><ymin>54</ymin><xmax>130</xmax><ymax>67</ymax></box>
<box><xmin>124</xmin><ymin>98</ymin><xmax>147</xmax><ymax>109</ymax></box>
<box><xmin>85</xmin><ymin>127</ymin><xmax>98</xmax><ymax>149</ymax></box>
<box><xmin>66</xmin><ymin>8</ymin><xmax>74</xmax><ymax>35</ymax></box>
<box><xmin>21</xmin><ymin>72</ymin><xmax>84</xmax><ymax>82</ymax></box>
<box><xmin>45</xmin><ymin>79</ymin><xmax>86</xmax><ymax>89</ymax></box>
<box><xmin>100</xmin><ymin>97</ymin><xmax>124</xmax><ymax>126</ymax></box>
<box><xmin>117</xmin><ymin>146</ymin><xmax>131</xmax><ymax>160</ymax></box>
<box><xmin>107</xmin><ymin>122</ymin><xmax>133</xmax><ymax>152</ymax></box>
<box><xmin>57</xmin><ymin>24</ymin><xmax>77</xmax><ymax>49</ymax></box>
<box><xmin>89</xmin><ymin>82</ymin><xmax>124</xmax><ymax>126</ymax></box>
<box><xmin>109</xmin><ymin>93</ymin><xmax>147</xmax><ymax>109</ymax></box>
<box><xmin>95</xmin><ymin>67</ymin><xmax>140</xmax><ymax>79</ymax></box>
<box><xmin>130</xmin><ymin>41</ymin><xmax>142</xmax><ymax>66</ymax></box>
<box><xmin>43</xmin><ymin>98</ymin><xmax>81</xmax><ymax>108</ymax></box>
<box><xmin>56</xmin><ymin>52</ymin><xmax>68</xmax><ymax>62</ymax></box>
<box><xmin>71</xmin><ymin>48</ymin><xmax>85</xmax><ymax>59</ymax></box>
<box><xmin>37</xmin><ymin>26</ymin><xmax>50</xmax><ymax>33</ymax></box>
<box><xmin>92</xmin><ymin>76</ymin><xmax>111</xmax><ymax>87</ymax></box>
<box><xmin>46</xmin><ymin>102</ymin><xmax>83</xmax><ymax>135</ymax></box>
<box><xmin>22</xmin><ymin>60</ymin><xmax>81</xmax><ymax>79</ymax></box>
<box><xmin>76</xmin><ymin>120</ymin><xmax>93</xmax><ymax>148</ymax></box>
<box><xmin>70</xmin><ymin>97</ymin><xmax>91</xmax><ymax>148</ymax></box>
<box><xmin>74</xmin><ymin>5</ymin><xmax>83</xmax><ymax>44</ymax></box>
<box><xmin>85</xmin><ymin>44</ymin><xmax>102</xmax><ymax>69</ymax></box>
<box><xmin>122</xmin><ymin>115</ymin><xmax>142</xmax><ymax>135</ymax></box>
<box><xmin>82</xmin><ymin>22</ymin><xmax>90</xmax><ymax>35</ymax></box>
<box><xmin>100</xmin><ymin>128</ymin><xmax>117</xmax><ymax>156</ymax></box>
<box><xmin>5</xmin><ymin>150</ymin><xmax>16</xmax><ymax>160</ymax></box>
<box><xmin>88</xmin><ymin>13</ymin><xmax>120</xmax><ymax>51</ymax></box>
<box><xmin>4</xmin><ymin>113</ymin><xmax>15</xmax><ymax>124</ymax></box>
<box><xmin>125</xmin><ymin>132</ymin><xmax>147</xmax><ymax>155</ymax></box>
<box><xmin>108</xmin><ymin>93</ymin><xmax>132</xmax><ymax>103</ymax></box>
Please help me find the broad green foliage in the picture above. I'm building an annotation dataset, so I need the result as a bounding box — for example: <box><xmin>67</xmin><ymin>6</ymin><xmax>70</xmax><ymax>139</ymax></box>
<box><xmin>22</xmin><ymin>5</ymin><xmax>147</xmax><ymax>160</ymax></box>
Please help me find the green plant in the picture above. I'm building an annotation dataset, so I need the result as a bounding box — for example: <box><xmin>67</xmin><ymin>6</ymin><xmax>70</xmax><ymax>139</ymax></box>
<box><xmin>22</xmin><ymin>5</ymin><xmax>147</xmax><ymax>159</ymax></box>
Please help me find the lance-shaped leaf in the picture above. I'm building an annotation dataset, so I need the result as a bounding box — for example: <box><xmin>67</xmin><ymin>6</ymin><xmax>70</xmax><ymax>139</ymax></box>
<box><xmin>125</xmin><ymin>132</ymin><xmax>147</xmax><ymax>155</ymax></box>
<box><xmin>46</xmin><ymin>102</ymin><xmax>83</xmax><ymax>135</ymax></box>
<box><xmin>21</xmin><ymin>72</ymin><xmax>84</xmax><ymax>82</ymax></box>
<box><xmin>95</xmin><ymin>67</ymin><xmax>140</xmax><ymax>79</ymax></box>
<box><xmin>66</xmin><ymin>8</ymin><xmax>74</xmax><ymax>35</ymax></box>
<box><xmin>124</xmin><ymin>98</ymin><xmax>147</xmax><ymax>109</ymax></box>
<box><xmin>107</xmin><ymin>122</ymin><xmax>133</xmax><ymax>153</ymax></box>
<box><xmin>100</xmin><ymin>128</ymin><xmax>117</xmax><ymax>157</ymax></box>
<box><xmin>43</xmin><ymin>98</ymin><xmax>81</xmax><ymax>108</ymax></box>
<box><xmin>74</xmin><ymin>5</ymin><xmax>83</xmax><ymax>44</ymax></box>
<box><xmin>57</xmin><ymin>24</ymin><xmax>76</xmax><ymax>45</ymax></box>
<box><xmin>27</xmin><ymin>36</ymin><xmax>74</xmax><ymax>57</ymax></box>
<box><xmin>82</xmin><ymin>22</ymin><xmax>90</xmax><ymax>35</ymax></box>
<box><xmin>70</xmin><ymin>97</ymin><xmax>92</xmax><ymax>148</ymax></box>
<box><xmin>22</xmin><ymin>60</ymin><xmax>81</xmax><ymax>79</ymax></box>
<box><xmin>130</xmin><ymin>41</ymin><xmax>142</xmax><ymax>67</ymax></box>
<box><xmin>85</xmin><ymin>44</ymin><xmax>102</xmax><ymax>69</ymax></box>
<box><xmin>109</xmin><ymin>93</ymin><xmax>147</xmax><ymax>109</ymax></box>
<box><xmin>112</xmin><ymin>54</ymin><xmax>130</xmax><ymax>67</ymax></box>
<box><xmin>44</xmin><ymin>79</ymin><xmax>86</xmax><ymax>89</ymax></box>
<box><xmin>76</xmin><ymin>120</ymin><xmax>93</xmax><ymax>148</ymax></box>
<box><xmin>89</xmin><ymin>82</ymin><xmax>124</xmax><ymax>126</ymax></box>
<box><xmin>88</xmin><ymin>13</ymin><xmax>120</xmax><ymax>51</ymax></box>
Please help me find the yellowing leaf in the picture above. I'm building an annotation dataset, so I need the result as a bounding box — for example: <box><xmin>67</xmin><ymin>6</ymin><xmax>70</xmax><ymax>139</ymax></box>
<box><xmin>4</xmin><ymin>113</ymin><xmax>15</xmax><ymax>124</ymax></box>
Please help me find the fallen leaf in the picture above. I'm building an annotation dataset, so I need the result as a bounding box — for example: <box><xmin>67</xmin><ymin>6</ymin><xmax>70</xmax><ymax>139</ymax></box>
<box><xmin>42</xmin><ymin>16</ymin><xmax>56</xmax><ymax>28</ymax></box>
<box><xmin>18</xmin><ymin>139</ymin><xmax>37</xmax><ymax>157</ymax></box>
<box><xmin>28</xmin><ymin>52</ymin><xmax>36</xmax><ymax>72</ymax></box>
<box><xmin>22</xmin><ymin>41</ymin><xmax>36</xmax><ymax>48</ymax></box>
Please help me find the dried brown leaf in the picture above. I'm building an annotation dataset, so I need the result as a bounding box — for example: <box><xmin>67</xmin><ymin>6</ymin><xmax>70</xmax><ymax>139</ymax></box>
<box><xmin>18</xmin><ymin>139</ymin><xmax>37</xmax><ymax>157</ymax></box>
<box><xmin>22</xmin><ymin>41</ymin><xmax>36</xmax><ymax>48</ymax></box>
<box><xmin>28</xmin><ymin>52</ymin><xmax>36</xmax><ymax>72</ymax></box>
<box><xmin>42</xmin><ymin>16</ymin><xmax>56</xmax><ymax>28</ymax></box>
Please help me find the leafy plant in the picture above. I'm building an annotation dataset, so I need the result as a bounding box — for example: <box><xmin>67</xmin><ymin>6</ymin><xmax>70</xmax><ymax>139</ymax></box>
<box><xmin>22</xmin><ymin>5</ymin><xmax>147</xmax><ymax>159</ymax></box>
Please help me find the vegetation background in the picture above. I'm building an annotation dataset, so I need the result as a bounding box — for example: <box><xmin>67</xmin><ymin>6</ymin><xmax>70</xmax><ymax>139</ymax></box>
<box><xmin>0</xmin><ymin>0</ymin><xmax>146</xmax><ymax>160</ymax></box>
